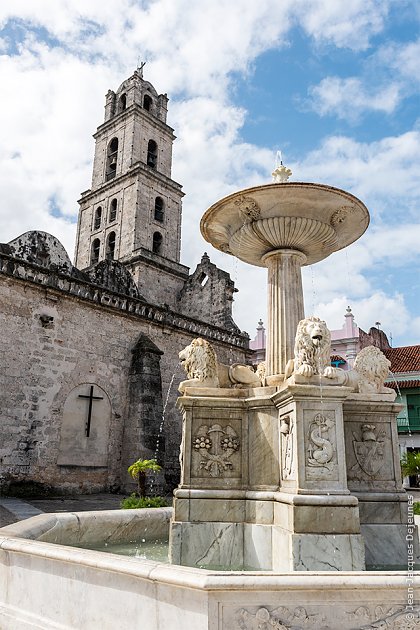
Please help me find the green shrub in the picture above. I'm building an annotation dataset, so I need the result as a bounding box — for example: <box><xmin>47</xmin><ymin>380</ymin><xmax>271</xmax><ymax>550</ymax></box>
<box><xmin>401</xmin><ymin>451</ymin><xmax>420</xmax><ymax>478</ymax></box>
<box><xmin>120</xmin><ymin>494</ymin><xmax>169</xmax><ymax>509</ymax></box>
<box><xmin>414</xmin><ymin>502</ymin><xmax>420</xmax><ymax>516</ymax></box>
<box><xmin>127</xmin><ymin>458</ymin><xmax>162</xmax><ymax>498</ymax></box>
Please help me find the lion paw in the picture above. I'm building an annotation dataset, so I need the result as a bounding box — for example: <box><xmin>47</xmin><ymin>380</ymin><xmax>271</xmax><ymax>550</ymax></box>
<box><xmin>323</xmin><ymin>366</ymin><xmax>338</xmax><ymax>379</ymax></box>
<box><xmin>297</xmin><ymin>363</ymin><xmax>314</xmax><ymax>378</ymax></box>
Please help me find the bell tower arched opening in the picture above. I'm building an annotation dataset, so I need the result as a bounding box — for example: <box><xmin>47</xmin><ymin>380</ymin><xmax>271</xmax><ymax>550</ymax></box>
<box><xmin>106</xmin><ymin>232</ymin><xmax>116</xmax><ymax>260</ymax></box>
<box><xmin>143</xmin><ymin>94</ymin><xmax>152</xmax><ymax>111</ymax></box>
<box><xmin>152</xmin><ymin>232</ymin><xmax>163</xmax><ymax>255</ymax></box>
<box><xmin>91</xmin><ymin>238</ymin><xmax>100</xmax><ymax>265</ymax></box>
<box><xmin>147</xmin><ymin>140</ymin><xmax>158</xmax><ymax>169</ymax></box>
<box><xmin>106</xmin><ymin>138</ymin><xmax>118</xmax><ymax>181</ymax></box>
<box><xmin>154</xmin><ymin>197</ymin><xmax>164</xmax><ymax>222</ymax></box>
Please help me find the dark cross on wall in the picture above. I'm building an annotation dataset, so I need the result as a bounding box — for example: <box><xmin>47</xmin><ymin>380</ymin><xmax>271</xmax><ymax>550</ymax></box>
<box><xmin>78</xmin><ymin>385</ymin><xmax>104</xmax><ymax>437</ymax></box>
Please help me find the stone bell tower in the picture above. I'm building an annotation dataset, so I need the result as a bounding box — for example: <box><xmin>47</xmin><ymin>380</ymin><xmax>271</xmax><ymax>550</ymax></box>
<box><xmin>74</xmin><ymin>68</ymin><xmax>188</xmax><ymax>306</ymax></box>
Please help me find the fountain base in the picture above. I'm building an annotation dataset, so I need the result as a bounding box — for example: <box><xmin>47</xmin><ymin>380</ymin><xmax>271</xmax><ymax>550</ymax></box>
<box><xmin>171</xmin><ymin>383</ymin><xmax>414</xmax><ymax>571</ymax></box>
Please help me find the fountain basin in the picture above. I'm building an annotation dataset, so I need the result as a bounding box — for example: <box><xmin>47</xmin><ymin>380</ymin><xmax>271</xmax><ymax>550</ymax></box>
<box><xmin>0</xmin><ymin>509</ymin><xmax>419</xmax><ymax>629</ymax></box>
<box><xmin>201</xmin><ymin>182</ymin><xmax>369</xmax><ymax>266</ymax></box>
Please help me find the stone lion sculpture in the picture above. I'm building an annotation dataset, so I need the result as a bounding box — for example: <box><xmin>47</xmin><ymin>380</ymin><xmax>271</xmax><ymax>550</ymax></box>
<box><xmin>285</xmin><ymin>316</ymin><xmax>338</xmax><ymax>379</ymax></box>
<box><xmin>178</xmin><ymin>337</ymin><xmax>262</xmax><ymax>393</ymax></box>
<box><xmin>351</xmin><ymin>346</ymin><xmax>392</xmax><ymax>394</ymax></box>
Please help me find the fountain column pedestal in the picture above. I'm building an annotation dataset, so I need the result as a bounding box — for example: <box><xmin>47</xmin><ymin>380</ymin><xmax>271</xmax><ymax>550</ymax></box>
<box><xmin>263</xmin><ymin>249</ymin><xmax>306</xmax><ymax>379</ymax></box>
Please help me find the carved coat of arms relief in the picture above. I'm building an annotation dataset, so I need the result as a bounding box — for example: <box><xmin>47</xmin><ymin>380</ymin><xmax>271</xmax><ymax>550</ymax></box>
<box><xmin>351</xmin><ymin>423</ymin><xmax>387</xmax><ymax>477</ymax></box>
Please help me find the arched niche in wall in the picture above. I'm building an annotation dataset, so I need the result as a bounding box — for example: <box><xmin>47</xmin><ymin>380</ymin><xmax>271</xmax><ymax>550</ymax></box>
<box><xmin>57</xmin><ymin>383</ymin><xmax>111</xmax><ymax>467</ymax></box>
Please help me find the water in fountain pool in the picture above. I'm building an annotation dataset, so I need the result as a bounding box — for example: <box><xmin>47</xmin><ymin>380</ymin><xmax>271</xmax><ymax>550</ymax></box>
<box><xmin>72</xmin><ymin>539</ymin><xmax>420</xmax><ymax>571</ymax></box>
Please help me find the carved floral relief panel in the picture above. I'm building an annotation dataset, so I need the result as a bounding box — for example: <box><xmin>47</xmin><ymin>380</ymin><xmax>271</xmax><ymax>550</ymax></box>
<box><xmin>220</xmin><ymin>603</ymin><xmax>420</xmax><ymax>630</ymax></box>
<box><xmin>191</xmin><ymin>417</ymin><xmax>242</xmax><ymax>480</ymax></box>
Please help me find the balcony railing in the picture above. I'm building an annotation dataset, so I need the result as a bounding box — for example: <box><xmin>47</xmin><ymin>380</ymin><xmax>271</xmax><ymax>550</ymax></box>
<box><xmin>397</xmin><ymin>416</ymin><xmax>420</xmax><ymax>433</ymax></box>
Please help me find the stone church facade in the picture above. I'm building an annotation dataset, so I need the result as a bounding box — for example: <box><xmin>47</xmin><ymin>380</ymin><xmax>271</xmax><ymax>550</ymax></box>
<box><xmin>0</xmin><ymin>70</ymin><xmax>250</xmax><ymax>495</ymax></box>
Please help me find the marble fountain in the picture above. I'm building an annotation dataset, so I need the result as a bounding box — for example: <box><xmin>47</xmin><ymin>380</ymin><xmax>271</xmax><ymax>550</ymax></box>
<box><xmin>0</xmin><ymin>168</ymin><xmax>419</xmax><ymax>629</ymax></box>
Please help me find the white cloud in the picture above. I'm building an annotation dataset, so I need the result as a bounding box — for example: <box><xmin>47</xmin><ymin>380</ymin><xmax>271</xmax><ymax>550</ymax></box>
<box><xmin>377</xmin><ymin>38</ymin><xmax>420</xmax><ymax>85</ymax></box>
<box><xmin>308</xmin><ymin>77</ymin><xmax>400</xmax><ymax>121</ymax></box>
<box><xmin>294</xmin><ymin>131</ymin><xmax>420</xmax><ymax>218</ymax></box>
<box><xmin>295</xmin><ymin>0</ymin><xmax>389</xmax><ymax>50</ymax></box>
<box><xmin>306</xmin><ymin>36</ymin><xmax>420</xmax><ymax>122</ymax></box>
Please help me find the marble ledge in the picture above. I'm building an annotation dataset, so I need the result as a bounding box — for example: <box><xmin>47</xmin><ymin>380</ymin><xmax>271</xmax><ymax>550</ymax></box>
<box><xmin>354</xmin><ymin>491</ymin><xmax>408</xmax><ymax>502</ymax></box>
<box><xmin>275</xmin><ymin>492</ymin><xmax>358</xmax><ymax>507</ymax></box>
<box><xmin>345</xmin><ymin>391</ymin><xmax>397</xmax><ymax>402</ymax></box>
<box><xmin>0</xmin><ymin>507</ymin><xmax>173</xmax><ymax>545</ymax></box>
<box><xmin>0</xmin><ymin>524</ymin><xmax>418</xmax><ymax>592</ymax></box>
<box><xmin>273</xmin><ymin>382</ymin><xmax>353</xmax><ymax>402</ymax></box>
<box><xmin>174</xmin><ymin>488</ymin><xmax>359</xmax><ymax>507</ymax></box>
<box><xmin>180</xmin><ymin>386</ymin><xmax>277</xmax><ymax>399</ymax></box>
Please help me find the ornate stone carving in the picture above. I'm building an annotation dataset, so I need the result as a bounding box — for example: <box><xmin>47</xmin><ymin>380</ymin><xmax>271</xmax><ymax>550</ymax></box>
<box><xmin>280</xmin><ymin>416</ymin><xmax>294</xmax><ymax>480</ymax></box>
<box><xmin>233</xmin><ymin>604</ymin><xmax>420</xmax><ymax>629</ymax></box>
<box><xmin>272</xmin><ymin>163</ymin><xmax>293</xmax><ymax>183</ymax></box>
<box><xmin>348</xmin><ymin>605</ymin><xmax>420</xmax><ymax>629</ymax></box>
<box><xmin>307</xmin><ymin>413</ymin><xmax>335</xmax><ymax>469</ymax></box>
<box><xmin>193</xmin><ymin>423</ymin><xmax>240</xmax><ymax>477</ymax></box>
<box><xmin>353</xmin><ymin>345</ymin><xmax>392</xmax><ymax>394</ymax></box>
<box><xmin>234</xmin><ymin>195</ymin><xmax>261</xmax><ymax>221</ymax></box>
<box><xmin>351</xmin><ymin>424</ymin><xmax>387</xmax><ymax>477</ymax></box>
<box><xmin>178</xmin><ymin>338</ymin><xmax>262</xmax><ymax>393</ymax></box>
<box><xmin>330</xmin><ymin>205</ymin><xmax>355</xmax><ymax>227</ymax></box>
<box><xmin>236</xmin><ymin>605</ymin><xmax>325</xmax><ymax>629</ymax></box>
<box><xmin>285</xmin><ymin>316</ymin><xmax>339</xmax><ymax>380</ymax></box>
<box><xmin>256</xmin><ymin>361</ymin><xmax>266</xmax><ymax>385</ymax></box>
<box><xmin>330</xmin><ymin>345</ymin><xmax>395</xmax><ymax>396</ymax></box>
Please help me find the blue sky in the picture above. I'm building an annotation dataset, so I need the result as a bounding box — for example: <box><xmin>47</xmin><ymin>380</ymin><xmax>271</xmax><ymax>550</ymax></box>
<box><xmin>0</xmin><ymin>1</ymin><xmax>419</xmax><ymax>346</ymax></box>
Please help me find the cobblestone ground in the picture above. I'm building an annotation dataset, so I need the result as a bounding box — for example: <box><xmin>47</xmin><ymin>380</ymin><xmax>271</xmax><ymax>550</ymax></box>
<box><xmin>26</xmin><ymin>493</ymin><xmax>124</xmax><ymax>513</ymax></box>
<box><xmin>0</xmin><ymin>506</ymin><xmax>16</xmax><ymax>527</ymax></box>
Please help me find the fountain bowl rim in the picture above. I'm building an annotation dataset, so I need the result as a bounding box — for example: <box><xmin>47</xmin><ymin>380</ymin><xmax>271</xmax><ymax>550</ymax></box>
<box><xmin>200</xmin><ymin>181</ymin><xmax>370</xmax><ymax>267</ymax></box>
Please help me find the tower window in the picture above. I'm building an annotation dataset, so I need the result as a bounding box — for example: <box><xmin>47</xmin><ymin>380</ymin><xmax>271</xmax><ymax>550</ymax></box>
<box><xmin>147</xmin><ymin>140</ymin><xmax>158</xmax><ymax>169</ymax></box>
<box><xmin>106</xmin><ymin>137</ymin><xmax>118</xmax><ymax>181</ymax></box>
<box><xmin>106</xmin><ymin>231</ymin><xmax>116</xmax><ymax>260</ymax></box>
<box><xmin>94</xmin><ymin>206</ymin><xmax>102</xmax><ymax>230</ymax></box>
<box><xmin>152</xmin><ymin>232</ymin><xmax>163</xmax><ymax>255</ymax></box>
<box><xmin>143</xmin><ymin>94</ymin><xmax>152</xmax><ymax>111</ymax></box>
<box><xmin>154</xmin><ymin>197</ymin><xmax>164</xmax><ymax>222</ymax></box>
<box><xmin>109</xmin><ymin>198</ymin><xmax>117</xmax><ymax>222</ymax></box>
<box><xmin>91</xmin><ymin>238</ymin><xmax>100</xmax><ymax>265</ymax></box>
<box><xmin>119</xmin><ymin>93</ymin><xmax>127</xmax><ymax>112</ymax></box>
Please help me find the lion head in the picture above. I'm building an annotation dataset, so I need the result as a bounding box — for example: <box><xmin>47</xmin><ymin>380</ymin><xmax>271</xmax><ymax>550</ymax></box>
<box><xmin>294</xmin><ymin>316</ymin><xmax>331</xmax><ymax>375</ymax></box>
<box><xmin>354</xmin><ymin>346</ymin><xmax>391</xmax><ymax>393</ymax></box>
<box><xmin>179</xmin><ymin>338</ymin><xmax>218</xmax><ymax>380</ymax></box>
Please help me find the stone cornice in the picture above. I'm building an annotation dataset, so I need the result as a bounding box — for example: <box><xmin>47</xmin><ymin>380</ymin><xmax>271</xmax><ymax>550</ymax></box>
<box><xmin>78</xmin><ymin>162</ymin><xmax>183</xmax><ymax>204</ymax></box>
<box><xmin>93</xmin><ymin>103</ymin><xmax>175</xmax><ymax>140</ymax></box>
<box><xmin>0</xmin><ymin>253</ymin><xmax>249</xmax><ymax>349</ymax></box>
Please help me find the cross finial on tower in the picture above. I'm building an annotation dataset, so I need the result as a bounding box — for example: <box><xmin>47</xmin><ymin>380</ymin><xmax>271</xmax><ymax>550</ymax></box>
<box><xmin>137</xmin><ymin>59</ymin><xmax>146</xmax><ymax>78</ymax></box>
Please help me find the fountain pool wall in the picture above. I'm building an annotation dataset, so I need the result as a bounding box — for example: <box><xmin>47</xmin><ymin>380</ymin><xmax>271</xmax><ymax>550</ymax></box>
<box><xmin>0</xmin><ymin>508</ymin><xmax>419</xmax><ymax>630</ymax></box>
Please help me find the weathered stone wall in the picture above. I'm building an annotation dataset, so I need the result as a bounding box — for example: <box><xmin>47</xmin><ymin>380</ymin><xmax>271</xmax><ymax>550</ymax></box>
<box><xmin>0</xmin><ymin>253</ymin><xmax>249</xmax><ymax>494</ymax></box>
<box><xmin>126</xmin><ymin>251</ymin><xmax>188</xmax><ymax>309</ymax></box>
<box><xmin>178</xmin><ymin>252</ymin><xmax>242</xmax><ymax>332</ymax></box>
